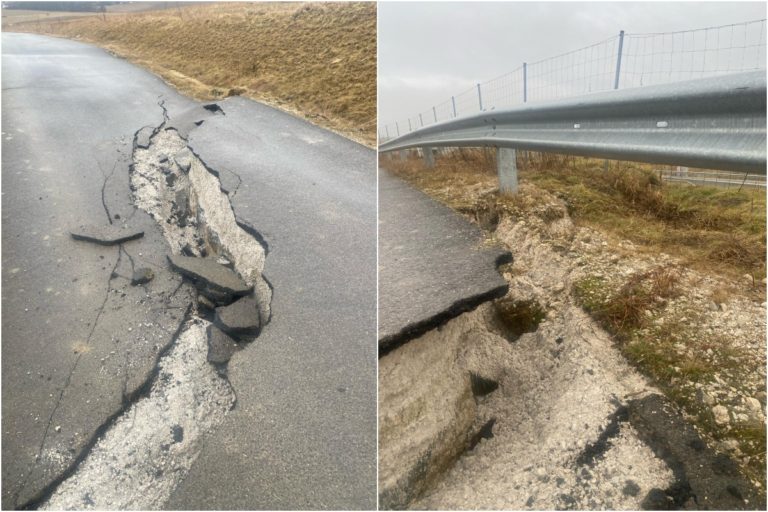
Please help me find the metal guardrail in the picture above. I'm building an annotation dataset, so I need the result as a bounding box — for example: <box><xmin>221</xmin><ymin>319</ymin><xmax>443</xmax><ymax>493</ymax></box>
<box><xmin>380</xmin><ymin>19</ymin><xmax>767</xmax><ymax>141</ymax></box>
<box><xmin>379</xmin><ymin>71</ymin><xmax>767</xmax><ymax>174</ymax></box>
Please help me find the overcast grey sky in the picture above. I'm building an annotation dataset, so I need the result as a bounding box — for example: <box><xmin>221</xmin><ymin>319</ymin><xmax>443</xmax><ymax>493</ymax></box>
<box><xmin>378</xmin><ymin>1</ymin><xmax>767</xmax><ymax>130</ymax></box>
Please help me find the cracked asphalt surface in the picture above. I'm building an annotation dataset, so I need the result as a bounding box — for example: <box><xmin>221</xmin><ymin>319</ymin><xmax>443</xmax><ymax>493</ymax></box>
<box><xmin>2</xmin><ymin>33</ymin><xmax>376</xmax><ymax>510</ymax></box>
<box><xmin>378</xmin><ymin>169</ymin><xmax>511</xmax><ymax>353</ymax></box>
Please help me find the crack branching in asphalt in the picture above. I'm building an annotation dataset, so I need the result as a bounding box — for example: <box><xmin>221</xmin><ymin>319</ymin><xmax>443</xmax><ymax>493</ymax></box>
<box><xmin>38</xmin><ymin>101</ymin><xmax>272</xmax><ymax>510</ymax></box>
<box><xmin>14</xmin><ymin>247</ymin><xmax>122</xmax><ymax>509</ymax></box>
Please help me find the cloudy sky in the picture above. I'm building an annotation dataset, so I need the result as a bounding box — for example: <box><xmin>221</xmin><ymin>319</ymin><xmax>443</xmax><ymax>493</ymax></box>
<box><xmin>378</xmin><ymin>1</ymin><xmax>766</xmax><ymax>132</ymax></box>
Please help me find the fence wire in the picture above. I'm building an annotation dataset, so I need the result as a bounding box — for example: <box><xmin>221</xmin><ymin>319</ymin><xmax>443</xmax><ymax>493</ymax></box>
<box><xmin>380</xmin><ymin>18</ymin><xmax>767</xmax><ymax>143</ymax></box>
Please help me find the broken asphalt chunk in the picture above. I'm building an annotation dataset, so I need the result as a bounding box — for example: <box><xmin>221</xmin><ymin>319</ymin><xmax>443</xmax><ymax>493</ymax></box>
<box><xmin>167</xmin><ymin>254</ymin><xmax>252</xmax><ymax>304</ymax></box>
<box><xmin>207</xmin><ymin>324</ymin><xmax>239</xmax><ymax>364</ymax></box>
<box><xmin>202</xmin><ymin>103</ymin><xmax>225</xmax><ymax>115</ymax></box>
<box><xmin>131</xmin><ymin>267</ymin><xmax>154</xmax><ymax>285</ymax></box>
<box><xmin>214</xmin><ymin>295</ymin><xmax>262</xmax><ymax>338</ymax></box>
<box><xmin>71</xmin><ymin>224</ymin><xmax>144</xmax><ymax>245</ymax></box>
<box><xmin>134</xmin><ymin>126</ymin><xmax>154</xmax><ymax>149</ymax></box>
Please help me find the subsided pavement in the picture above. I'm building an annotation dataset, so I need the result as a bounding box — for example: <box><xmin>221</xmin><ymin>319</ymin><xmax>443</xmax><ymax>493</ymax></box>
<box><xmin>378</xmin><ymin>168</ymin><xmax>511</xmax><ymax>354</ymax></box>
<box><xmin>2</xmin><ymin>33</ymin><xmax>375</xmax><ymax>510</ymax></box>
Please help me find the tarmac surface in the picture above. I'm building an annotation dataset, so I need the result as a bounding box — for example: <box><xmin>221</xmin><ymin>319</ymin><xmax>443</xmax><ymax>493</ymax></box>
<box><xmin>2</xmin><ymin>33</ymin><xmax>376</xmax><ymax>510</ymax></box>
<box><xmin>378</xmin><ymin>169</ymin><xmax>511</xmax><ymax>353</ymax></box>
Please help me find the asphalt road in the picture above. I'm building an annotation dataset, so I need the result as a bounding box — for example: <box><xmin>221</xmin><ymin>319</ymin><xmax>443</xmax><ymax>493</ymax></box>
<box><xmin>378</xmin><ymin>169</ymin><xmax>511</xmax><ymax>353</ymax></box>
<box><xmin>2</xmin><ymin>33</ymin><xmax>376</xmax><ymax>510</ymax></box>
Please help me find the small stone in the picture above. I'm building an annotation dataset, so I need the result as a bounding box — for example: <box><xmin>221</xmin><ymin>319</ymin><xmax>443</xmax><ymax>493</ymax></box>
<box><xmin>131</xmin><ymin>268</ymin><xmax>154</xmax><ymax>286</ymax></box>
<box><xmin>157</xmin><ymin>153</ymin><xmax>169</xmax><ymax>163</ymax></box>
<box><xmin>54</xmin><ymin>426</ymin><xmax>61</xmax><ymax>433</ymax></box>
<box><xmin>712</xmin><ymin>405</ymin><xmax>730</xmax><ymax>426</ymax></box>
<box><xmin>71</xmin><ymin>225</ymin><xmax>144</xmax><ymax>245</ymax></box>
<box><xmin>165</xmin><ymin>173</ymin><xmax>177</xmax><ymax>187</ymax></box>
<box><xmin>214</xmin><ymin>295</ymin><xmax>262</xmax><ymax>338</ymax></box>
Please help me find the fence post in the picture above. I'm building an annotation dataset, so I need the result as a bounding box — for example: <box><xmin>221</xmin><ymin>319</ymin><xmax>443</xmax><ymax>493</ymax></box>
<box><xmin>451</xmin><ymin>96</ymin><xmax>457</xmax><ymax>118</ymax></box>
<box><xmin>385</xmin><ymin>126</ymin><xmax>390</xmax><ymax>139</ymax></box>
<box><xmin>477</xmin><ymin>83</ymin><xmax>484</xmax><ymax>111</ymax></box>
<box><xmin>408</xmin><ymin>118</ymin><xmax>412</xmax><ymax>132</ymax></box>
<box><xmin>423</xmin><ymin>146</ymin><xmax>435</xmax><ymax>168</ymax></box>
<box><xmin>497</xmin><ymin>147</ymin><xmax>518</xmax><ymax>194</ymax></box>
<box><xmin>419</xmin><ymin>113</ymin><xmax>424</xmax><ymax>127</ymax></box>
<box><xmin>396</xmin><ymin>122</ymin><xmax>400</xmax><ymax>137</ymax></box>
<box><xmin>433</xmin><ymin>106</ymin><xmax>437</xmax><ymax>123</ymax></box>
<box><xmin>614</xmin><ymin>30</ymin><xmax>625</xmax><ymax>90</ymax></box>
<box><xmin>523</xmin><ymin>62</ymin><xmax>528</xmax><ymax>103</ymax></box>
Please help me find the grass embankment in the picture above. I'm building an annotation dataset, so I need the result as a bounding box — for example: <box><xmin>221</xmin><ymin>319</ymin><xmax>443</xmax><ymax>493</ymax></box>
<box><xmin>383</xmin><ymin>149</ymin><xmax>766</xmax><ymax>281</ymax></box>
<box><xmin>381</xmin><ymin>149</ymin><xmax>767</xmax><ymax>484</ymax></box>
<box><xmin>4</xmin><ymin>2</ymin><xmax>376</xmax><ymax>147</ymax></box>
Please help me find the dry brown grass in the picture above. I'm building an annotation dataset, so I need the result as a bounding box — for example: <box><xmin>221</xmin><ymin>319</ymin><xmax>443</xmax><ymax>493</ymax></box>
<box><xmin>6</xmin><ymin>2</ymin><xmax>376</xmax><ymax>147</ymax></box>
<box><xmin>576</xmin><ymin>266</ymin><xmax>681</xmax><ymax>335</ymax></box>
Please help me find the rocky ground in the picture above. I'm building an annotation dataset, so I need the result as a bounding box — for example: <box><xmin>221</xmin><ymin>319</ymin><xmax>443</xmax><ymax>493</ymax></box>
<box><xmin>382</xmin><ymin>181</ymin><xmax>765</xmax><ymax>510</ymax></box>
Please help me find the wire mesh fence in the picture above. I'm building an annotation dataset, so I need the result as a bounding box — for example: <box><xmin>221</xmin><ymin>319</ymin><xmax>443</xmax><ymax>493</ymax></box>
<box><xmin>379</xmin><ymin>18</ymin><xmax>767</xmax><ymax>143</ymax></box>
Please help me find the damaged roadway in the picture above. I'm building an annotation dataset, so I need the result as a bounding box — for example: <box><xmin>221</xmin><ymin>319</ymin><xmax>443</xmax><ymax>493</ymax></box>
<box><xmin>2</xmin><ymin>33</ymin><xmax>376</xmax><ymax>510</ymax></box>
<box><xmin>378</xmin><ymin>168</ymin><xmax>512</xmax><ymax>354</ymax></box>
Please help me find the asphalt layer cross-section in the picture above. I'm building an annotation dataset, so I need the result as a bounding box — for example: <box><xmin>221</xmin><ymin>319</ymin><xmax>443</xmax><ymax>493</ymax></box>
<box><xmin>2</xmin><ymin>33</ymin><xmax>376</xmax><ymax>510</ymax></box>
<box><xmin>378</xmin><ymin>168</ymin><xmax>511</xmax><ymax>354</ymax></box>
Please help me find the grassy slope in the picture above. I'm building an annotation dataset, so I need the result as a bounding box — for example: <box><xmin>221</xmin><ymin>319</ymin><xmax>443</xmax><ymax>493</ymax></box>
<box><xmin>383</xmin><ymin>150</ymin><xmax>766</xmax><ymax>281</ymax></box>
<box><xmin>5</xmin><ymin>2</ymin><xmax>376</xmax><ymax>147</ymax></box>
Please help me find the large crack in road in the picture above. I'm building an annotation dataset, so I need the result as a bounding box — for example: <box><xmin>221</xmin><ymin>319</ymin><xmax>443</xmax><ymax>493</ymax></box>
<box><xmin>38</xmin><ymin>104</ymin><xmax>273</xmax><ymax>510</ymax></box>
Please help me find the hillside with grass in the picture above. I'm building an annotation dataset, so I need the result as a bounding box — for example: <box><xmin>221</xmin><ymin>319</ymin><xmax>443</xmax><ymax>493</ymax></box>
<box><xmin>4</xmin><ymin>2</ymin><xmax>376</xmax><ymax>146</ymax></box>
<box><xmin>381</xmin><ymin>150</ymin><xmax>766</xmax><ymax>488</ymax></box>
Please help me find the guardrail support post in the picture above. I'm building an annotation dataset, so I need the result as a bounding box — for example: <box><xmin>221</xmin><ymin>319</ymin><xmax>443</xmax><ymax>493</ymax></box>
<box><xmin>423</xmin><ymin>146</ymin><xmax>435</xmax><ymax>168</ymax></box>
<box><xmin>614</xmin><ymin>30</ymin><xmax>625</xmax><ymax>90</ymax></box>
<box><xmin>477</xmin><ymin>84</ymin><xmax>484</xmax><ymax>111</ymax></box>
<box><xmin>497</xmin><ymin>147</ymin><xmax>518</xmax><ymax>194</ymax></box>
<box><xmin>523</xmin><ymin>62</ymin><xmax>528</xmax><ymax>103</ymax></box>
<box><xmin>399</xmin><ymin>150</ymin><xmax>407</xmax><ymax>162</ymax></box>
<box><xmin>451</xmin><ymin>96</ymin><xmax>457</xmax><ymax>118</ymax></box>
